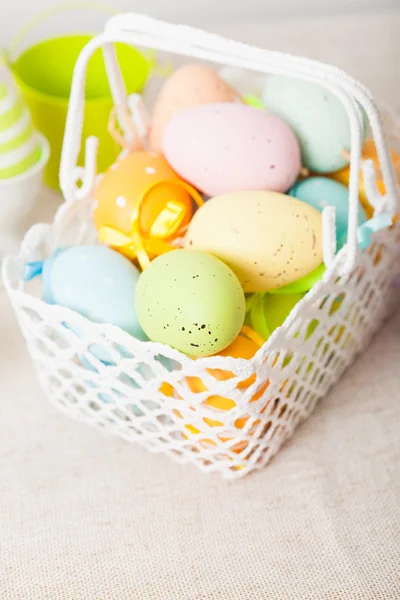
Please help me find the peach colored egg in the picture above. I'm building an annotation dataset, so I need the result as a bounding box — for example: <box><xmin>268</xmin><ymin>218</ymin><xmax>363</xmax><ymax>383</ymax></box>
<box><xmin>163</xmin><ymin>103</ymin><xmax>301</xmax><ymax>197</ymax></box>
<box><xmin>150</xmin><ymin>63</ymin><xmax>238</xmax><ymax>153</ymax></box>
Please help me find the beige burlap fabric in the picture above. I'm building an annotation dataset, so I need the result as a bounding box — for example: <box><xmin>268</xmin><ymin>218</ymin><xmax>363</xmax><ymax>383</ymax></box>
<box><xmin>1</xmin><ymin>10</ymin><xmax>400</xmax><ymax>600</ymax></box>
<box><xmin>1</xmin><ymin>287</ymin><xmax>399</xmax><ymax>600</ymax></box>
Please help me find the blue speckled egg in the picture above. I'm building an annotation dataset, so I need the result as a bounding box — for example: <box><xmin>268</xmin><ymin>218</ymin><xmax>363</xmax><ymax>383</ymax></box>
<box><xmin>25</xmin><ymin>245</ymin><xmax>146</xmax><ymax>340</ymax></box>
<box><xmin>263</xmin><ymin>76</ymin><xmax>368</xmax><ymax>173</ymax></box>
<box><xmin>289</xmin><ymin>176</ymin><xmax>367</xmax><ymax>241</ymax></box>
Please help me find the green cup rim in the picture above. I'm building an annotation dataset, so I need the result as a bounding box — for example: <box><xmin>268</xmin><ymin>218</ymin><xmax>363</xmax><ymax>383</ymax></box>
<box><xmin>10</xmin><ymin>33</ymin><xmax>150</xmax><ymax>106</ymax></box>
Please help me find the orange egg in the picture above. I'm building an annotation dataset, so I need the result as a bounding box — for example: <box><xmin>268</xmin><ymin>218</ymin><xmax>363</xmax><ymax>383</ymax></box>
<box><xmin>330</xmin><ymin>139</ymin><xmax>400</xmax><ymax>218</ymax></box>
<box><xmin>94</xmin><ymin>151</ymin><xmax>203</xmax><ymax>266</ymax></box>
<box><xmin>163</xmin><ymin>328</ymin><xmax>270</xmax><ymax>459</ymax></box>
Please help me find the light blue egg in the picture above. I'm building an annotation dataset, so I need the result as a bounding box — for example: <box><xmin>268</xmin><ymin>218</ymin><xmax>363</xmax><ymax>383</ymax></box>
<box><xmin>289</xmin><ymin>177</ymin><xmax>367</xmax><ymax>241</ymax></box>
<box><xmin>338</xmin><ymin>213</ymin><xmax>393</xmax><ymax>250</ymax></box>
<box><xmin>25</xmin><ymin>245</ymin><xmax>147</xmax><ymax>340</ymax></box>
<box><xmin>263</xmin><ymin>76</ymin><xmax>368</xmax><ymax>173</ymax></box>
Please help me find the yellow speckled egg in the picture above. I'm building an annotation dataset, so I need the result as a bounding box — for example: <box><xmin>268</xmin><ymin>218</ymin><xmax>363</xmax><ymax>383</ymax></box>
<box><xmin>150</xmin><ymin>63</ymin><xmax>238</xmax><ymax>152</ymax></box>
<box><xmin>185</xmin><ymin>190</ymin><xmax>323</xmax><ymax>292</ymax></box>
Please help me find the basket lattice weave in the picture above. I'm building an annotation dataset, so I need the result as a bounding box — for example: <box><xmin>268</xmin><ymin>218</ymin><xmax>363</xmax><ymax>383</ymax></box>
<box><xmin>3</xmin><ymin>15</ymin><xmax>400</xmax><ymax>478</ymax></box>
<box><xmin>4</xmin><ymin>198</ymin><xmax>400</xmax><ymax>478</ymax></box>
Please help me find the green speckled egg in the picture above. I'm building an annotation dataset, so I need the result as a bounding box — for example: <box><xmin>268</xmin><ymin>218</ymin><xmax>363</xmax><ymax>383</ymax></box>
<box><xmin>135</xmin><ymin>249</ymin><xmax>245</xmax><ymax>357</ymax></box>
<box><xmin>263</xmin><ymin>76</ymin><xmax>368</xmax><ymax>173</ymax></box>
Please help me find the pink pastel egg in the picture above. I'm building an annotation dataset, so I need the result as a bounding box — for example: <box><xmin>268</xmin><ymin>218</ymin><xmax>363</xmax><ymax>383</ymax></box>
<box><xmin>150</xmin><ymin>63</ymin><xmax>238</xmax><ymax>153</ymax></box>
<box><xmin>162</xmin><ymin>103</ymin><xmax>301</xmax><ymax>197</ymax></box>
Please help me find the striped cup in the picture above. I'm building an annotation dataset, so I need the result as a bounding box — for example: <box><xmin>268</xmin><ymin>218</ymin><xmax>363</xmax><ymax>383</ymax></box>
<box><xmin>0</xmin><ymin>81</ymin><xmax>42</xmax><ymax>180</ymax></box>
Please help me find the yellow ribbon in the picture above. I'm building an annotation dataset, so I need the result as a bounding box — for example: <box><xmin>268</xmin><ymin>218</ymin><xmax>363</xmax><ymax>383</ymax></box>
<box><xmin>99</xmin><ymin>225</ymin><xmax>175</xmax><ymax>267</ymax></box>
<box><xmin>150</xmin><ymin>200</ymin><xmax>188</xmax><ymax>238</ymax></box>
<box><xmin>239</xmin><ymin>325</ymin><xmax>265</xmax><ymax>349</ymax></box>
<box><xmin>99</xmin><ymin>179</ymin><xmax>204</xmax><ymax>269</ymax></box>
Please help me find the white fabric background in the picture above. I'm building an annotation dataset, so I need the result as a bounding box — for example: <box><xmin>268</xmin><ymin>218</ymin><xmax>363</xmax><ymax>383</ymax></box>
<box><xmin>1</xmin><ymin>10</ymin><xmax>400</xmax><ymax>600</ymax></box>
<box><xmin>0</xmin><ymin>0</ymin><xmax>398</xmax><ymax>44</ymax></box>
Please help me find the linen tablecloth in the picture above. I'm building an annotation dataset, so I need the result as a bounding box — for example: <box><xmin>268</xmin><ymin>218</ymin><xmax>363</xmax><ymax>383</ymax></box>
<box><xmin>0</xmin><ymin>10</ymin><xmax>399</xmax><ymax>599</ymax></box>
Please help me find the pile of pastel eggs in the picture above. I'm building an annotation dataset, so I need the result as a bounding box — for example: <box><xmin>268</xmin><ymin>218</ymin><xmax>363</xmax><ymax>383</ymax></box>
<box><xmin>26</xmin><ymin>63</ymin><xmax>398</xmax><ymax>363</ymax></box>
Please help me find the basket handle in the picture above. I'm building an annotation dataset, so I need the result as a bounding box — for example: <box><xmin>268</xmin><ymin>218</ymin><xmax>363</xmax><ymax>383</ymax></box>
<box><xmin>59</xmin><ymin>13</ymin><xmax>400</xmax><ymax>276</ymax></box>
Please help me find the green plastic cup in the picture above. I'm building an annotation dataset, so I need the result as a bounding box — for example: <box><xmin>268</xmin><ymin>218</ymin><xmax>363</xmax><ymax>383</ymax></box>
<box><xmin>11</xmin><ymin>34</ymin><xmax>150</xmax><ymax>190</ymax></box>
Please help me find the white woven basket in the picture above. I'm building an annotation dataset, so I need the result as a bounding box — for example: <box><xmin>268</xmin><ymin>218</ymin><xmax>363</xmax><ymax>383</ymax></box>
<box><xmin>3</xmin><ymin>15</ymin><xmax>400</xmax><ymax>479</ymax></box>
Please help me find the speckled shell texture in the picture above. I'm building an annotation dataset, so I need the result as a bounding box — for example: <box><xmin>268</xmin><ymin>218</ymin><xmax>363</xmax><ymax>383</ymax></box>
<box><xmin>185</xmin><ymin>190</ymin><xmax>323</xmax><ymax>292</ymax></box>
<box><xmin>263</xmin><ymin>75</ymin><xmax>368</xmax><ymax>173</ymax></box>
<box><xmin>163</xmin><ymin>103</ymin><xmax>301</xmax><ymax>196</ymax></box>
<box><xmin>135</xmin><ymin>250</ymin><xmax>245</xmax><ymax>356</ymax></box>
